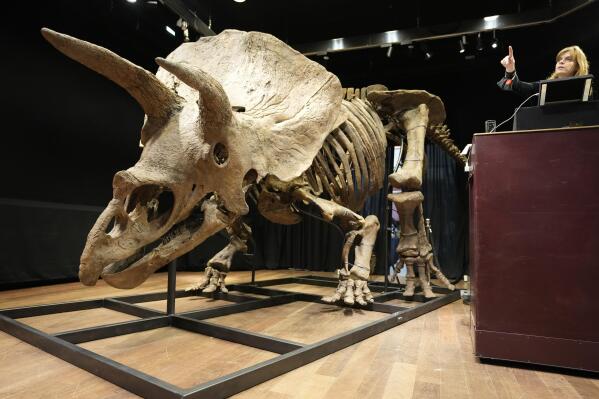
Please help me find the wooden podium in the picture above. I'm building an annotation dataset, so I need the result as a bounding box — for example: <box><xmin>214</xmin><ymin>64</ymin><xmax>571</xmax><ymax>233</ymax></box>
<box><xmin>469</xmin><ymin>125</ymin><xmax>599</xmax><ymax>372</ymax></box>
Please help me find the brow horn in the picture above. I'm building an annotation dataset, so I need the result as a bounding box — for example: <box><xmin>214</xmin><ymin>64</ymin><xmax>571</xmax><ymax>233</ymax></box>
<box><xmin>41</xmin><ymin>28</ymin><xmax>181</xmax><ymax>122</ymax></box>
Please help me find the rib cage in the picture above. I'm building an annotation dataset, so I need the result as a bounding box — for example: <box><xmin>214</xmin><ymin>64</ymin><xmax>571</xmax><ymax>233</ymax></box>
<box><xmin>304</xmin><ymin>98</ymin><xmax>387</xmax><ymax>211</ymax></box>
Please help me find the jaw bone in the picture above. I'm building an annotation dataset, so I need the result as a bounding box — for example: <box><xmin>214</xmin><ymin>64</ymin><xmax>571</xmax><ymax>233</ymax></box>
<box><xmin>100</xmin><ymin>196</ymin><xmax>232</xmax><ymax>289</ymax></box>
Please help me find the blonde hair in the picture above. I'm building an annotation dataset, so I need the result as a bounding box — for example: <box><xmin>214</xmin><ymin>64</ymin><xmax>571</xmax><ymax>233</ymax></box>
<box><xmin>548</xmin><ymin>45</ymin><xmax>590</xmax><ymax>79</ymax></box>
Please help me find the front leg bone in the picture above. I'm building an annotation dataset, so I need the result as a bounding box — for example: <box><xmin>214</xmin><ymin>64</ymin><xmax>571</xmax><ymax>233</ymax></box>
<box><xmin>389</xmin><ymin>104</ymin><xmax>429</xmax><ymax>190</ymax></box>
<box><xmin>187</xmin><ymin>220</ymin><xmax>250</xmax><ymax>294</ymax></box>
<box><xmin>415</xmin><ymin>204</ymin><xmax>455</xmax><ymax>293</ymax></box>
<box><xmin>293</xmin><ymin>188</ymin><xmax>365</xmax><ymax>231</ymax></box>
<box><xmin>323</xmin><ymin>215</ymin><xmax>380</xmax><ymax>306</ymax></box>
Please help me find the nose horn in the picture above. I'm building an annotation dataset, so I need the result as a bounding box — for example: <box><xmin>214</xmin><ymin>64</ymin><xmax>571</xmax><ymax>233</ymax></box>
<box><xmin>112</xmin><ymin>170</ymin><xmax>138</xmax><ymax>198</ymax></box>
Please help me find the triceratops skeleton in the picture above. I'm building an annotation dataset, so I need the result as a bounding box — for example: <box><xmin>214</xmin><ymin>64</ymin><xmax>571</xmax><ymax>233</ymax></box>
<box><xmin>42</xmin><ymin>28</ymin><xmax>462</xmax><ymax>304</ymax></box>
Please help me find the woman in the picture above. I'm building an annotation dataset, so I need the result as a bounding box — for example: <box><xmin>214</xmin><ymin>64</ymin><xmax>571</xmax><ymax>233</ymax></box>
<box><xmin>497</xmin><ymin>45</ymin><xmax>590</xmax><ymax>97</ymax></box>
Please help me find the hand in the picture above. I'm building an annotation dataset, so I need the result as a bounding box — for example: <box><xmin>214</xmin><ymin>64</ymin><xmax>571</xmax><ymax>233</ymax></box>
<box><xmin>500</xmin><ymin>45</ymin><xmax>516</xmax><ymax>73</ymax></box>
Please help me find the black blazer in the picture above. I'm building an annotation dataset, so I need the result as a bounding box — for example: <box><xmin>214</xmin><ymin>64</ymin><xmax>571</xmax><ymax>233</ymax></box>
<box><xmin>497</xmin><ymin>71</ymin><xmax>540</xmax><ymax>97</ymax></box>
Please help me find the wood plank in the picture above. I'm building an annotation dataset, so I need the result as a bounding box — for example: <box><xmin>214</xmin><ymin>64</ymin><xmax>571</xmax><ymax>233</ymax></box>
<box><xmin>18</xmin><ymin>308</ymin><xmax>139</xmax><ymax>334</ymax></box>
<box><xmin>137</xmin><ymin>296</ymin><xmax>233</xmax><ymax>313</ymax></box>
<box><xmin>564</xmin><ymin>375</ymin><xmax>599</xmax><ymax>398</ymax></box>
<box><xmin>385</xmin><ymin>298</ymin><xmax>421</xmax><ymax>308</ymax></box>
<box><xmin>0</xmin><ymin>270</ymin><xmax>595</xmax><ymax>399</ymax></box>
<box><xmin>537</xmin><ymin>372</ymin><xmax>583</xmax><ymax>399</ymax></box>
<box><xmin>80</xmin><ymin>327</ymin><xmax>277</xmax><ymax>389</ymax></box>
<box><xmin>0</xmin><ymin>331</ymin><xmax>138</xmax><ymax>398</ymax></box>
<box><xmin>266</xmin><ymin>283</ymin><xmax>335</xmax><ymax>297</ymax></box>
<box><xmin>207</xmin><ymin>301</ymin><xmax>386</xmax><ymax>344</ymax></box>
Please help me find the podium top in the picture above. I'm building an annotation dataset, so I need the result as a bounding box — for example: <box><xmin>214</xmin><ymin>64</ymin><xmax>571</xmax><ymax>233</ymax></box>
<box><xmin>473</xmin><ymin>123</ymin><xmax>599</xmax><ymax>137</ymax></box>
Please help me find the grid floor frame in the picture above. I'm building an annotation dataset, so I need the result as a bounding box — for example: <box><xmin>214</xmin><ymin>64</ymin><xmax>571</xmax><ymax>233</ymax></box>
<box><xmin>0</xmin><ymin>267</ymin><xmax>460</xmax><ymax>399</ymax></box>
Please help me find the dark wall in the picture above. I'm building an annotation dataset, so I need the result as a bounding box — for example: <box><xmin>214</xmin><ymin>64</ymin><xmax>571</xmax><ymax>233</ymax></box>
<box><xmin>1</xmin><ymin>1</ymin><xmax>597</xmax><ymax>286</ymax></box>
<box><xmin>324</xmin><ymin>3</ymin><xmax>599</xmax><ymax>149</ymax></box>
<box><xmin>1</xmin><ymin>1</ymin><xmax>183</xmax><ymax>206</ymax></box>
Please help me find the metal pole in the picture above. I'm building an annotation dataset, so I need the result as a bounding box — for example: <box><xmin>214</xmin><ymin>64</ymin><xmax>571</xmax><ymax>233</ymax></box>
<box><xmin>166</xmin><ymin>260</ymin><xmax>177</xmax><ymax>315</ymax></box>
<box><xmin>383</xmin><ymin>145</ymin><xmax>395</xmax><ymax>292</ymax></box>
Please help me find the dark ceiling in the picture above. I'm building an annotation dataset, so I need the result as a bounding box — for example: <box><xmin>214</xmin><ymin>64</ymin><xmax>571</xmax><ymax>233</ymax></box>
<box><xmin>5</xmin><ymin>1</ymin><xmax>594</xmax><ymax>73</ymax></box>
<box><xmin>10</xmin><ymin>1</ymin><xmax>591</xmax><ymax>62</ymax></box>
<box><xmin>190</xmin><ymin>0</ymin><xmax>561</xmax><ymax>44</ymax></box>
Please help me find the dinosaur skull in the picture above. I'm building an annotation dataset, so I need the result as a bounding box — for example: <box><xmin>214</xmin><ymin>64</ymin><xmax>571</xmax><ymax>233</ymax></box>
<box><xmin>42</xmin><ymin>29</ymin><xmax>256</xmax><ymax>288</ymax></box>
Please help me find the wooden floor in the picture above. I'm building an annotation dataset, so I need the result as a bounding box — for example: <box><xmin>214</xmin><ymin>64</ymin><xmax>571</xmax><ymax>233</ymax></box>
<box><xmin>1</xmin><ymin>270</ymin><xmax>598</xmax><ymax>398</ymax></box>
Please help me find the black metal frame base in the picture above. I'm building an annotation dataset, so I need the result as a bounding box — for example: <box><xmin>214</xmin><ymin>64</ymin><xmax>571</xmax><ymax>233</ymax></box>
<box><xmin>0</xmin><ymin>266</ymin><xmax>459</xmax><ymax>398</ymax></box>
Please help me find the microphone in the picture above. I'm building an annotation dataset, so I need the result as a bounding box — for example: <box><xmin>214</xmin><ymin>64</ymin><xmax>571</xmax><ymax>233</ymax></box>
<box><xmin>490</xmin><ymin>93</ymin><xmax>539</xmax><ymax>133</ymax></box>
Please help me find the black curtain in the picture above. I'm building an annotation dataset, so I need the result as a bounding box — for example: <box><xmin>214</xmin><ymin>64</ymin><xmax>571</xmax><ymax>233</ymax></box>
<box><xmin>421</xmin><ymin>142</ymin><xmax>469</xmax><ymax>280</ymax></box>
<box><xmin>247</xmin><ymin>143</ymin><xmax>467</xmax><ymax>280</ymax></box>
<box><xmin>247</xmin><ymin>146</ymin><xmax>393</xmax><ymax>274</ymax></box>
<box><xmin>0</xmin><ymin>199</ymin><xmax>101</xmax><ymax>289</ymax></box>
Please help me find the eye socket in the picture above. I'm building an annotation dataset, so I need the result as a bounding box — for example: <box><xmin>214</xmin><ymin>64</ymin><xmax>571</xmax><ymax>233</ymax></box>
<box><xmin>213</xmin><ymin>142</ymin><xmax>228</xmax><ymax>166</ymax></box>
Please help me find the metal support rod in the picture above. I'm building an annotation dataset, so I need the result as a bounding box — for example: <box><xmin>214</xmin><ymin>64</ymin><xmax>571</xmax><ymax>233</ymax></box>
<box><xmin>167</xmin><ymin>260</ymin><xmax>177</xmax><ymax>315</ymax></box>
<box><xmin>383</xmin><ymin>145</ymin><xmax>394</xmax><ymax>293</ymax></box>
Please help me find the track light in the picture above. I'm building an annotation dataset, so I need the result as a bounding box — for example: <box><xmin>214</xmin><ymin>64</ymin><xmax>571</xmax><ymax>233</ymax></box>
<box><xmin>421</xmin><ymin>43</ymin><xmax>432</xmax><ymax>60</ymax></box>
<box><xmin>476</xmin><ymin>32</ymin><xmax>484</xmax><ymax>51</ymax></box>
<box><xmin>459</xmin><ymin>35</ymin><xmax>466</xmax><ymax>54</ymax></box>
<box><xmin>177</xmin><ymin>19</ymin><xmax>190</xmax><ymax>42</ymax></box>
<box><xmin>166</xmin><ymin>26</ymin><xmax>176</xmax><ymax>36</ymax></box>
<box><xmin>491</xmin><ymin>30</ymin><xmax>499</xmax><ymax>49</ymax></box>
<box><xmin>386</xmin><ymin>45</ymin><xmax>393</xmax><ymax>58</ymax></box>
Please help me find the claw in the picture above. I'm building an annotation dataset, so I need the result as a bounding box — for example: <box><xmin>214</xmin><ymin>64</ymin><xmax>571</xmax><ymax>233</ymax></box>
<box><xmin>322</xmin><ymin>278</ymin><xmax>347</xmax><ymax>303</ymax></box>
<box><xmin>185</xmin><ymin>266</ymin><xmax>213</xmax><ymax>292</ymax></box>
<box><xmin>343</xmin><ymin>279</ymin><xmax>355</xmax><ymax>305</ymax></box>
<box><xmin>354</xmin><ymin>280</ymin><xmax>365</xmax><ymax>306</ymax></box>
<box><xmin>188</xmin><ymin>266</ymin><xmax>230</xmax><ymax>293</ymax></box>
<box><xmin>202</xmin><ymin>283</ymin><xmax>218</xmax><ymax>293</ymax></box>
<box><xmin>321</xmin><ymin>294</ymin><xmax>340</xmax><ymax>303</ymax></box>
<box><xmin>355</xmin><ymin>280</ymin><xmax>373</xmax><ymax>305</ymax></box>
<box><xmin>185</xmin><ymin>281</ymin><xmax>207</xmax><ymax>292</ymax></box>
<box><xmin>362</xmin><ymin>284</ymin><xmax>374</xmax><ymax>303</ymax></box>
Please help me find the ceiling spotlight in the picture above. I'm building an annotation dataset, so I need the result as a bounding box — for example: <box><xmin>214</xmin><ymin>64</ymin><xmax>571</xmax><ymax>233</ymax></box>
<box><xmin>233</xmin><ymin>0</ymin><xmax>246</xmax><ymax>2</ymax></box>
<box><xmin>126</xmin><ymin>0</ymin><xmax>137</xmax><ymax>3</ymax></box>
<box><xmin>166</xmin><ymin>26</ymin><xmax>176</xmax><ymax>37</ymax></box>
<box><xmin>484</xmin><ymin>15</ymin><xmax>499</xmax><ymax>22</ymax></box>
<box><xmin>421</xmin><ymin>43</ymin><xmax>432</xmax><ymax>60</ymax></box>
<box><xmin>459</xmin><ymin>35</ymin><xmax>466</xmax><ymax>54</ymax></box>
<box><xmin>386</xmin><ymin>45</ymin><xmax>393</xmax><ymax>58</ymax></box>
<box><xmin>476</xmin><ymin>32</ymin><xmax>484</xmax><ymax>51</ymax></box>
<box><xmin>177</xmin><ymin>18</ymin><xmax>190</xmax><ymax>42</ymax></box>
<box><xmin>323</xmin><ymin>54</ymin><xmax>330</xmax><ymax>61</ymax></box>
<box><xmin>491</xmin><ymin>30</ymin><xmax>499</xmax><ymax>49</ymax></box>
